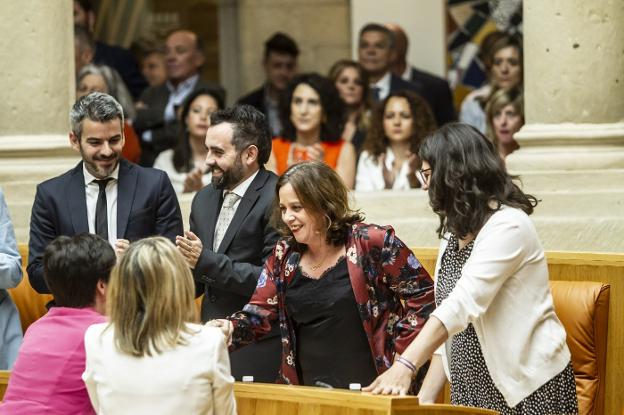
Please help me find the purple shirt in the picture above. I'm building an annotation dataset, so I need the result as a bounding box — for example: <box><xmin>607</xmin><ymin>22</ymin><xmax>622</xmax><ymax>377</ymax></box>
<box><xmin>2</xmin><ymin>307</ymin><xmax>106</xmax><ymax>414</ymax></box>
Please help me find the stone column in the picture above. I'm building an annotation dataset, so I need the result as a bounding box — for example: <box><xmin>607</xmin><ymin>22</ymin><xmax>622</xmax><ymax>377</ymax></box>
<box><xmin>507</xmin><ymin>0</ymin><xmax>624</xmax><ymax>170</ymax></box>
<box><xmin>0</xmin><ymin>0</ymin><xmax>79</xmax><ymax>241</ymax></box>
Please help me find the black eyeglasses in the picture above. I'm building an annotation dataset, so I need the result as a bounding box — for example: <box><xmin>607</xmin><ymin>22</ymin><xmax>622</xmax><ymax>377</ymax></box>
<box><xmin>416</xmin><ymin>168</ymin><xmax>431</xmax><ymax>186</ymax></box>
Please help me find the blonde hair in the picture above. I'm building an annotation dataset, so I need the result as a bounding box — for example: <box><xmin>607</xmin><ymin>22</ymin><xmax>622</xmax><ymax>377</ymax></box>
<box><xmin>107</xmin><ymin>237</ymin><xmax>197</xmax><ymax>357</ymax></box>
<box><xmin>485</xmin><ymin>87</ymin><xmax>524</xmax><ymax>147</ymax></box>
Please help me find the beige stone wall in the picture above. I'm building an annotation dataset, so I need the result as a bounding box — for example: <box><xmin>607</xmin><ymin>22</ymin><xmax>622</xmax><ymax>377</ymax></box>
<box><xmin>524</xmin><ymin>1</ymin><xmax>624</xmax><ymax>124</ymax></box>
<box><xmin>237</xmin><ymin>0</ymin><xmax>351</xmax><ymax>95</ymax></box>
<box><xmin>0</xmin><ymin>0</ymin><xmax>74</xmax><ymax>136</ymax></box>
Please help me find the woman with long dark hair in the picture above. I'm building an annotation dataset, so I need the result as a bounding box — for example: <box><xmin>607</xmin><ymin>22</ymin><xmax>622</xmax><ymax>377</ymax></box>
<box><xmin>267</xmin><ymin>73</ymin><xmax>357</xmax><ymax>188</ymax></box>
<box><xmin>365</xmin><ymin>123</ymin><xmax>578</xmax><ymax>415</ymax></box>
<box><xmin>153</xmin><ymin>87</ymin><xmax>223</xmax><ymax>194</ymax></box>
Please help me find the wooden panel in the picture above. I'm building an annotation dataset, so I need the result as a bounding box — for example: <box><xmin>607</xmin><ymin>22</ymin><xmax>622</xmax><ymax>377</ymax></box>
<box><xmin>0</xmin><ymin>370</ymin><xmax>9</xmax><ymax>401</ymax></box>
<box><xmin>412</xmin><ymin>248</ymin><xmax>624</xmax><ymax>415</ymax></box>
<box><xmin>233</xmin><ymin>383</ymin><xmax>497</xmax><ymax>414</ymax></box>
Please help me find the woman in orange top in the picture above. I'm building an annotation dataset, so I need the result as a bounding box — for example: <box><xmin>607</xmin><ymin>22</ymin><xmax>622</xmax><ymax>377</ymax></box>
<box><xmin>267</xmin><ymin>73</ymin><xmax>356</xmax><ymax>188</ymax></box>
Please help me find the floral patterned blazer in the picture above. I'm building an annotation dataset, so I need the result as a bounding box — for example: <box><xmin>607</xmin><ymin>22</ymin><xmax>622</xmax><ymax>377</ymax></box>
<box><xmin>229</xmin><ymin>222</ymin><xmax>435</xmax><ymax>385</ymax></box>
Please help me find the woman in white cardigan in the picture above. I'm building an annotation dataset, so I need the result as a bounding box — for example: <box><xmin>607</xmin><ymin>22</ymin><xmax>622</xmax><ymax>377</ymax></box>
<box><xmin>364</xmin><ymin>123</ymin><xmax>578</xmax><ymax>414</ymax></box>
<box><xmin>83</xmin><ymin>237</ymin><xmax>236</xmax><ymax>415</ymax></box>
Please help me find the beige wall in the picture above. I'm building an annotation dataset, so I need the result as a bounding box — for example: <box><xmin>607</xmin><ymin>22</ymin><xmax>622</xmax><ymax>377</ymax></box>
<box><xmin>350</xmin><ymin>0</ymin><xmax>446</xmax><ymax>77</ymax></box>
<box><xmin>0</xmin><ymin>0</ymin><xmax>74</xmax><ymax>136</ymax></box>
<box><xmin>236</xmin><ymin>0</ymin><xmax>351</xmax><ymax>97</ymax></box>
<box><xmin>524</xmin><ymin>0</ymin><xmax>624</xmax><ymax>124</ymax></box>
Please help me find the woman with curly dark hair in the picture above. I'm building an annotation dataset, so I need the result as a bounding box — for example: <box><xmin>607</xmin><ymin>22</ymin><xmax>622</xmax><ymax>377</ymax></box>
<box><xmin>355</xmin><ymin>90</ymin><xmax>436</xmax><ymax>190</ymax></box>
<box><xmin>267</xmin><ymin>73</ymin><xmax>357</xmax><ymax>188</ymax></box>
<box><xmin>366</xmin><ymin>124</ymin><xmax>578</xmax><ymax>414</ymax></box>
<box><xmin>208</xmin><ymin>161</ymin><xmax>435</xmax><ymax>390</ymax></box>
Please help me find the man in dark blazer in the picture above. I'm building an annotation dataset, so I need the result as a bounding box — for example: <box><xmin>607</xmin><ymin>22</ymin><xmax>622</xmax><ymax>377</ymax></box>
<box><xmin>73</xmin><ymin>0</ymin><xmax>147</xmax><ymax>99</ymax></box>
<box><xmin>28</xmin><ymin>92</ymin><xmax>183</xmax><ymax>294</ymax></box>
<box><xmin>176</xmin><ymin>105</ymin><xmax>281</xmax><ymax>383</ymax></box>
<box><xmin>238</xmin><ymin>32</ymin><xmax>299</xmax><ymax>137</ymax></box>
<box><xmin>134</xmin><ymin>29</ymin><xmax>225</xmax><ymax>167</ymax></box>
<box><xmin>386</xmin><ymin>23</ymin><xmax>456</xmax><ymax>126</ymax></box>
<box><xmin>358</xmin><ymin>23</ymin><xmax>446</xmax><ymax>126</ymax></box>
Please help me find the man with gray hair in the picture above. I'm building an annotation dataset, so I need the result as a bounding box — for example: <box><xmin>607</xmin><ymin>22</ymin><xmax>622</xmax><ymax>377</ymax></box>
<box><xmin>28</xmin><ymin>92</ymin><xmax>183</xmax><ymax>294</ymax></box>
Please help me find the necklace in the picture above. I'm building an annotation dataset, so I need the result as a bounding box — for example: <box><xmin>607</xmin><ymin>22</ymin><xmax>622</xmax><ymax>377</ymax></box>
<box><xmin>309</xmin><ymin>252</ymin><xmax>327</xmax><ymax>271</ymax></box>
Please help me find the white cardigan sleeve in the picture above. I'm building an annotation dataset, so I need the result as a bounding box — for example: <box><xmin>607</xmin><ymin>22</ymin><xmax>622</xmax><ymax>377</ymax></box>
<box><xmin>355</xmin><ymin>151</ymin><xmax>384</xmax><ymax>191</ymax></box>
<box><xmin>431</xmin><ymin>209</ymin><xmax>528</xmax><ymax>336</ymax></box>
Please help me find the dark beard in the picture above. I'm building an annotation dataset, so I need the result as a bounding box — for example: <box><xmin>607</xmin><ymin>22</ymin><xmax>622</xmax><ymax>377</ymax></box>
<box><xmin>211</xmin><ymin>154</ymin><xmax>245</xmax><ymax>190</ymax></box>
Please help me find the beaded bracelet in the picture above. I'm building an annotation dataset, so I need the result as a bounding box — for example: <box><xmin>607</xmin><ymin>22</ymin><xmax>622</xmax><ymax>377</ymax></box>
<box><xmin>395</xmin><ymin>356</ymin><xmax>417</xmax><ymax>378</ymax></box>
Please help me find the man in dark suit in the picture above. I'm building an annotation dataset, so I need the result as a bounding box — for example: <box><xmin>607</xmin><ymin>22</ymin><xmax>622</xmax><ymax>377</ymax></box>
<box><xmin>176</xmin><ymin>105</ymin><xmax>281</xmax><ymax>383</ymax></box>
<box><xmin>358</xmin><ymin>23</ymin><xmax>447</xmax><ymax>126</ymax></box>
<box><xmin>28</xmin><ymin>92</ymin><xmax>183</xmax><ymax>294</ymax></box>
<box><xmin>134</xmin><ymin>29</ymin><xmax>225</xmax><ymax>167</ymax></box>
<box><xmin>386</xmin><ymin>23</ymin><xmax>456</xmax><ymax>126</ymax></box>
<box><xmin>238</xmin><ymin>32</ymin><xmax>299</xmax><ymax>137</ymax></box>
<box><xmin>73</xmin><ymin>0</ymin><xmax>147</xmax><ymax>99</ymax></box>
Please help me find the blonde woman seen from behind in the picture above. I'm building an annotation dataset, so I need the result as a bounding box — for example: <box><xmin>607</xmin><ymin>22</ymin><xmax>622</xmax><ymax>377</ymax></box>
<box><xmin>83</xmin><ymin>237</ymin><xmax>236</xmax><ymax>415</ymax></box>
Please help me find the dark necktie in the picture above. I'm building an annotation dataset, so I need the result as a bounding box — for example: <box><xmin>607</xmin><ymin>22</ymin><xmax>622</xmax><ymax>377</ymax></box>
<box><xmin>94</xmin><ymin>178</ymin><xmax>112</xmax><ymax>240</ymax></box>
<box><xmin>371</xmin><ymin>86</ymin><xmax>381</xmax><ymax>102</ymax></box>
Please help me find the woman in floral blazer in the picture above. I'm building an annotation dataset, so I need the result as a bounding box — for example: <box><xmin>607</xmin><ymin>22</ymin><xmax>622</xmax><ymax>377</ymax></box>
<box><xmin>218</xmin><ymin>161</ymin><xmax>435</xmax><ymax>390</ymax></box>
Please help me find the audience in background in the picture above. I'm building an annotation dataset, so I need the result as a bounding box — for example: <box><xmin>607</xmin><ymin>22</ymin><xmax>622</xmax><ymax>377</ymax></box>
<box><xmin>175</xmin><ymin>105</ymin><xmax>282</xmax><ymax>382</ymax></box>
<box><xmin>134</xmin><ymin>29</ymin><xmax>225</xmax><ymax>167</ymax></box>
<box><xmin>485</xmin><ymin>87</ymin><xmax>523</xmax><ymax>159</ymax></box>
<box><xmin>73</xmin><ymin>0</ymin><xmax>147</xmax><ymax>99</ymax></box>
<box><xmin>140</xmin><ymin>48</ymin><xmax>167</xmax><ymax>87</ymax></box>
<box><xmin>83</xmin><ymin>237</ymin><xmax>237</xmax><ymax>415</ymax></box>
<box><xmin>211</xmin><ymin>161</ymin><xmax>434</xmax><ymax>389</ymax></box>
<box><xmin>327</xmin><ymin>59</ymin><xmax>371</xmax><ymax>154</ymax></box>
<box><xmin>3</xmin><ymin>234</ymin><xmax>114</xmax><ymax>414</ymax></box>
<box><xmin>386</xmin><ymin>23</ymin><xmax>456</xmax><ymax>126</ymax></box>
<box><xmin>366</xmin><ymin>124</ymin><xmax>578</xmax><ymax>415</ymax></box>
<box><xmin>357</xmin><ymin>24</ymin><xmax>439</xmax><ymax>126</ymax></box>
<box><xmin>0</xmin><ymin>188</ymin><xmax>22</xmax><ymax>370</ymax></box>
<box><xmin>238</xmin><ymin>32</ymin><xmax>299</xmax><ymax>137</ymax></box>
<box><xmin>459</xmin><ymin>33</ymin><xmax>523</xmax><ymax>133</ymax></box>
<box><xmin>268</xmin><ymin>73</ymin><xmax>356</xmax><ymax>188</ymax></box>
<box><xmin>28</xmin><ymin>93</ymin><xmax>183</xmax><ymax>294</ymax></box>
<box><xmin>154</xmin><ymin>87</ymin><xmax>223</xmax><ymax>194</ymax></box>
<box><xmin>356</xmin><ymin>91</ymin><xmax>437</xmax><ymax>191</ymax></box>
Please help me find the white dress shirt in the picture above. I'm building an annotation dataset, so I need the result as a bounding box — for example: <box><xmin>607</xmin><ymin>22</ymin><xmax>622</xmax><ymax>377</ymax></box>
<box><xmin>212</xmin><ymin>170</ymin><xmax>259</xmax><ymax>242</ymax></box>
<box><xmin>83</xmin><ymin>164</ymin><xmax>119</xmax><ymax>246</ymax></box>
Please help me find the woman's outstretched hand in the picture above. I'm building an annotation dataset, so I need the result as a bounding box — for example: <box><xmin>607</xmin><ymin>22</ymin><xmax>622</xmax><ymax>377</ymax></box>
<box><xmin>206</xmin><ymin>319</ymin><xmax>233</xmax><ymax>345</ymax></box>
<box><xmin>362</xmin><ymin>362</ymin><xmax>413</xmax><ymax>395</ymax></box>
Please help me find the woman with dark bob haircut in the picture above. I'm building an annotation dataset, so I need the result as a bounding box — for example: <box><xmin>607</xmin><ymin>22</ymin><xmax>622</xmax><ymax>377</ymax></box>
<box><xmin>356</xmin><ymin>90</ymin><xmax>437</xmax><ymax>190</ymax></box>
<box><xmin>366</xmin><ymin>124</ymin><xmax>578</xmax><ymax>413</ymax></box>
<box><xmin>209</xmin><ymin>160</ymin><xmax>435</xmax><ymax>390</ymax></box>
<box><xmin>267</xmin><ymin>73</ymin><xmax>357</xmax><ymax>188</ymax></box>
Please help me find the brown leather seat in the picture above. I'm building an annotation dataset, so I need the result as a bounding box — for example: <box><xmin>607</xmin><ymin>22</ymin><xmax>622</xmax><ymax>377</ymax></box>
<box><xmin>7</xmin><ymin>245</ymin><xmax>52</xmax><ymax>333</ymax></box>
<box><xmin>550</xmin><ymin>280</ymin><xmax>610</xmax><ymax>415</ymax></box>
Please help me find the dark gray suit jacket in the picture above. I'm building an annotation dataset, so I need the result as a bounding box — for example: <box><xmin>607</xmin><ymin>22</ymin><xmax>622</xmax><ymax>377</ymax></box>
<box><xmin>134</xmin><ymin>79</ymin><xmax>225</xmax><ymax>166</ymax></box>
<box><xmin>408</xmin><ymin>66</ymin><xmax>456</xmax><ymax>126</ymax></box>
<box><xmin>189</xmin><ymin>167</ymin><xmax>281</xmax><ymax>382</ymax></box>
<box><xmin>27</xmin><ymin>159</ymin><xmax>183</xmax><ymax>293</ymax></box>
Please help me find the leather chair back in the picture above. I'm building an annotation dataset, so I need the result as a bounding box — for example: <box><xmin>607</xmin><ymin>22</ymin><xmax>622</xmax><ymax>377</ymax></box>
<box><xmin>550</xmin><ymin>280</ymin><xmax>610</xmax><ymax>415</ymax></box>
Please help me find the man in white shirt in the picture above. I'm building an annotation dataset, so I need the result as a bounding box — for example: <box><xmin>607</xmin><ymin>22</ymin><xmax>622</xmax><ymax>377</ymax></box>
<box><xmin>176</xmin><ymin>105</ymin><xmax>281</xmax><ymax>383</ymax></box>
<box><xmin>134</xmin><ymin>29</ymin><xmax>225</xmax><ymax>166</ymax></box>
<box><xmin>28</xmin><ymin>92</ymin><xmax>183</xmax><ymax>294</ymax></box>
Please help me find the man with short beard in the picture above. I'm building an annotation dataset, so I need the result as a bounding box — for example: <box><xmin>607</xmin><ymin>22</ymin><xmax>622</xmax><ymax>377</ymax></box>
<box><xmin>28</xmin><ymin>92</ymin><xmax>183</xmax><ymax>295</ymax></box>
<box><xmin>176</xmin><ymin>105</ymin><xmax>281</xmax><ymax>383</ymax></box>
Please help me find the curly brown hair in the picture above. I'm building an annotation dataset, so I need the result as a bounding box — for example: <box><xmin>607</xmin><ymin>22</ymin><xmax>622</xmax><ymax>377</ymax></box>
<box><xmin>271</xmin><ymin>161</ymin><xmax>364</xmax><ymax>247</ymax></box>
<box><xmin>361</xmin><ymin>90</ymin><xmax>437</xmax><ymax>162</ymax></box>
